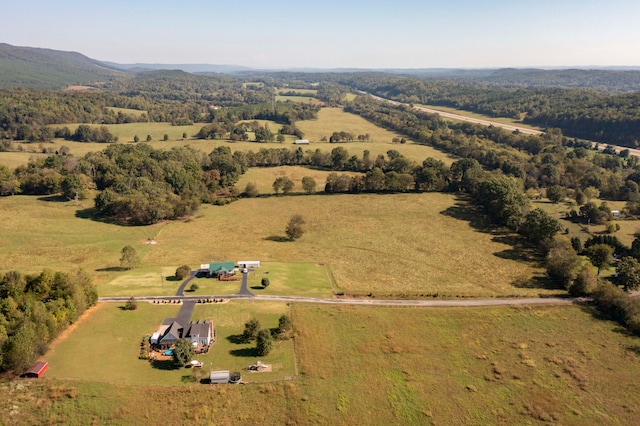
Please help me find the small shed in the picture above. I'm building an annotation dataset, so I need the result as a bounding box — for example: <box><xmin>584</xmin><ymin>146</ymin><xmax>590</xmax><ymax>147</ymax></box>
<box><xmin>210</xmin><ymin>370</ymin><xmax>230</xmax><ymax>384</ymax></box>
<box><xmin>294</xmin><ymin>139</ymin><xmax>309</xmax><ymax>145</ymax></box>
<box><xmin>150</xmin><ymin>332</ymin><xmax>160</xmax><ymax>345</ymax></box>
<box><xmin>238</xmin><ymin>260</ymin><xmax>260</xmax><ymax>269</ymax></box>
<box><xmin>21</xmin><ymin>361</ymin><xmax>48</xmax><ymax>379</ymax></box>
<box><xmin>612</xmin><ymin>210</ymin><xmax>621</xmax><ymax>217</ymax></box>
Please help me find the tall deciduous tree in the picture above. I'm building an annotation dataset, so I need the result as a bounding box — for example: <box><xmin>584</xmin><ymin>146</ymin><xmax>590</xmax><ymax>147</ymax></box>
<box><xmin>172</xmin><ymin>338</ymin><xmax>195</xmax><ymax>366</ymax></box>
<box><xmin>301</xmin><ymin>176</ymin><xmax>316</xmax><ymax>194</ymax></box>
<box><xmin>243</xmin><ymin>318</ymin><xmax>261</xmax><ymax>342</ymax></box>
<box><xmin>585</xmin><ymin>244</ymin><xmax>614</xmax><ymax>275</ymax></box>
<box><xmin>521</xmin><ymin>208</ymin><xmax>564</xmax><ymax>245</ymax></box>
<box><xmin>120</xmin><ymin>246</ymin><xmax>139</xmax><ymax>270</ymax></box>
<box><xmin>285</xmin><ymin>214</ymin><xmax>306</xmax><ymax>241</ymax></box>
<box><xmin>256</xmin><ymin>328</ymin><xmax>273</xmax><ymax>356</ymax></box>
<box><xmin>617</xmin><ymin>257</ymin><xmax>640</xmax><ymax>291</ymax></box>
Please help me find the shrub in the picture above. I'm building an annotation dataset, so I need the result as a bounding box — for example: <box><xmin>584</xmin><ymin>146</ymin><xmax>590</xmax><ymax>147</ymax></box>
<box><xmin>175</xmin><ymin>265</ymin><xmax>192</xmax><ymax>280</ymax></box>
<box><xmin>261</xmin><ymin>277</ymin><xmax>270</xmax><ymax>288</ymax></box>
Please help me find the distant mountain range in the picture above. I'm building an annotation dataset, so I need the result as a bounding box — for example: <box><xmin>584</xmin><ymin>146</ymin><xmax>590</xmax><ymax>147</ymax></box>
<box><xmin>2</xmin><ymin>43</ymin><xmax>640</xmax><ymax>91</ymax></box>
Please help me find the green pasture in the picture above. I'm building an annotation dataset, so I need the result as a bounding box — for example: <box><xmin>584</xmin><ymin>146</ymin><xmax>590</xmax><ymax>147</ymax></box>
<box><xmin>12</xmin><ymin>303</ymin><xmax>640</xmax><ymax>424</ymax></box>
<box><xmin>292</xmin><ymin>303</ymin><xmax>640</xmax><ymax>425</ymax></box>
<box><xmin>96</xmin><ymin>266</ymin><xmax>185</xmax><ymax>297</ymax></box>
<box><xmin>0</xmin><ymin>151</ymin><xmax>50</xmax><ymax>169</ymax></box>
<box><xmin>246</xmin><ymin>262</ymin><xmax>335</xmax><ymax>298</ymax></box>
<box><xmin>275</xmin><ymin>88</ymin><xmax>318</xmax><ymax>95</ymax></box>
<box><xmin>275</xmin><ymin>95</ymin><xmax>323</xmax><ymax>104</ymax></box>
<box><xmin>44</xmin><ymin>300</ymin><xmax>295</xmax><ymax>386</ymax></box>
<box><xmin>236</xmin><ymin>166</ymin><xmax>363</xmax><ymax>194</ymax></box>
<box><xmin>105</xmin><ymin>107</ymin><xmax>147</xmax><ymax>117</ymax></box>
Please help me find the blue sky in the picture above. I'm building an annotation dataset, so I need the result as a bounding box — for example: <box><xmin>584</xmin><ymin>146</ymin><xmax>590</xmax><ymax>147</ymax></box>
<box><xmin>2</xmin><ymin>0</ymin><xmax>639</xmax><ymax>68</ymax></box>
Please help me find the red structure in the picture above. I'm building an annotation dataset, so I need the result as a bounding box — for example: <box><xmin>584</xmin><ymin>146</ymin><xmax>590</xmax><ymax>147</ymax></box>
<box><xmin>21</xmin><ymin>361</ymin><xmax>48</xmax><ymax>378</ymax></box>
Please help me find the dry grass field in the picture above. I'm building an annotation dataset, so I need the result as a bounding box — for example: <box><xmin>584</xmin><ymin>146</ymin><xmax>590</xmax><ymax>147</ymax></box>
<box><xmin>236</xmin><ymin>166</ymin><xmax>363</xmax><ymax>194</ymax></box>
<box><xmin>0</xmin><ymin>191</ymin><xmax>548</xmax><ymax>297</ymax></box>
<box><xmin>4</xmin><ymin>303</ymin><xmax>640</xmax><ymax>425</ymax></box>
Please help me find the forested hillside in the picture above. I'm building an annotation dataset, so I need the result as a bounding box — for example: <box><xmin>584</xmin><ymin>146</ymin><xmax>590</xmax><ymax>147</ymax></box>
<box><xmin>0</xmin><ymin>43</ymin><xmax>123</xmax><ymax>90</ymax></box>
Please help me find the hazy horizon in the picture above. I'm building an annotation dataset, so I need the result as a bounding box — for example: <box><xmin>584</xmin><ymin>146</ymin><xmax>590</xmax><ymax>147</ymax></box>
<box><xmin>3</xmin><ymin>0</ymin><xmax>640</xmax><ymax>69</ymax></box>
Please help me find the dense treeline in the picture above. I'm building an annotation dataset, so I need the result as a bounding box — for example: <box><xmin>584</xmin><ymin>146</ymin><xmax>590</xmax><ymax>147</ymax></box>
<box><xmin>338</xmin><ymin>74</ymin><xmax>640</xmax><ymax>147</ymax></box>
<box><xmin>0</xmin><ymin>269</ymin><xmax>97</xmax><ymax>373</ymax></box>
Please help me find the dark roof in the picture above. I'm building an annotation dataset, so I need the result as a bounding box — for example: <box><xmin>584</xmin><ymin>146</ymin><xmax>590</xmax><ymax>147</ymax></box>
<box><xmin>186</xmin><ymin>320</ymin><xmax>211</xmax><ymax>338</ymax></box>
<box><xmin>161</xmin><ymin>318</ymin><xmax>176</xmax><ymax>326</ymax></box>
<box><xmin>160</xmin><ymin>321</ymin><xmax>182</xmax><ymax>343</ymax></box>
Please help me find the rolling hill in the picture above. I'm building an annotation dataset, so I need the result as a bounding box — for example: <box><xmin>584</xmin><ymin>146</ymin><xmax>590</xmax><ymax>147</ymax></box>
<box><xmin>0</xmin><ymin>43</ymin><xmax>125</xmax><ymax>90</ymax></box>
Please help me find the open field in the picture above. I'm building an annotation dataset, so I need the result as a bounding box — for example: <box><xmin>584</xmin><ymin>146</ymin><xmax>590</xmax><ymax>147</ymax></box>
<box><xmin>236</xmin><ymin>166</ymin><xmax>363</xmax><ymax>194</ymax></box>
<box><xmin>5</xmin><ymin>303</ymin><xmax>640</xmax><ymax>424</ymax></box>
<box><xmin>0</xmin><ymin>195</ymin><xmax>158</xmax><ymax>285</ymax></box>
<box><xmin>44</xmin><ymin>300</ymin><xmax>295</xmax><ymax>386</ymax></box>
<box><xmin>96</xmin><ymin>266</ymin><xmax>184</xmax><ymax>297</ymax></box>
<box><xmin>275</xmin><ymin>95</ymin><xmax>323</xmax><ymax>104</ymax></box>
<box><xmin>105</xmin><ymin>107</ymin><xmax>147</xmax><ymax>117</ymax></box>
<box><xmin>275</xmin><ymin>88</ymin><xmax>318</xmax><ymax>95</ymax></box>
<box><xmin>0</xmin><ymin>192</ymin><xmax>549</xmax><ymax>297</ymax></box>
<box><xmin>143</xmin><ymin>193</ymin><xmax>549</xmax><ymax>297</ymax></box>
<box><xmin>291</xmin><ymin>303</ymin><xmax>640</xmax><ymax>424</ymax></box>
<box><xmin>1</xmin><ymin>108</ymin><xmax>454</xmax><ymax>168</ymax></box>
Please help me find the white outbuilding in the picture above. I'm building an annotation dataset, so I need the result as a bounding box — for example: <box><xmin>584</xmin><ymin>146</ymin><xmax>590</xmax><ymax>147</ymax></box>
<box><xmin>238</xmin><ymin>260</ymin><xmax>260</xmax><ymax>269</ymax></box>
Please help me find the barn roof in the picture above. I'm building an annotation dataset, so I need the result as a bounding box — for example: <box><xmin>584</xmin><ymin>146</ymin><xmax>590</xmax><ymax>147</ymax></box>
<box><xmin>209</xmin><ymin>262</ymin><xmax>235</xmax><ymax>272</ymax></box>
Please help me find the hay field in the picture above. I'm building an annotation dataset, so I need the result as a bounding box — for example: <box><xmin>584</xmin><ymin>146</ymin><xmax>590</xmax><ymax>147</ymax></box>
<box><xmin>144</xmin><ymin>193</ymin><xmax>548</xmax><ymax>297</ymax></box>
<box><xmin>291</xmin><ymin>303</ymin><xmax>640</xmax><ymax>425</ymax></box>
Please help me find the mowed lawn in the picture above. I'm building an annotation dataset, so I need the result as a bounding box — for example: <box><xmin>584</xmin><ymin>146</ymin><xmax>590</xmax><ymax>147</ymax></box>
<box><xmin>145</xmin><ymin>193</ymin><xmax>548</xmax><ymax>297</ymax></box>
<box><xmin>45</xmin><ymin>300</ymin><xmax>295</xmax><ymax>385</ymax></box>
<box><xmin>291</xmin><ymin>303</ymin><xmax>640</xmax><ymax>425</ymax></box>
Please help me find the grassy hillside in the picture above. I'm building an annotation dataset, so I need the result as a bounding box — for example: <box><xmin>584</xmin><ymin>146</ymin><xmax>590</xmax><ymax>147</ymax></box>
<box><xmin>0</xmin><ymin>43</ymin><xmax>124</xmax><ymax>89</ymax></box>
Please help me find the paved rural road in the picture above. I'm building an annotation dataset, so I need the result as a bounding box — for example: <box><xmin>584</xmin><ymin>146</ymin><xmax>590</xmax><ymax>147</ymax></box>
<box><xmin>99</xmin><ymin>294</ymin><xmax>584</xmax><ymax>307</ymax></box>
<box><xmin>360</xmin><ymin>91</ymin><xmax>543</xmax><ymax>135</ymax></box>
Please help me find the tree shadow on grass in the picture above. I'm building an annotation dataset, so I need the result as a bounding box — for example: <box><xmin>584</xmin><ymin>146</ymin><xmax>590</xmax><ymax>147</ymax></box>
<box><xmin>165</xmin><ymin>276</ymin><xmax>180</xmax><ymax>282</ymax></box>
<box><xmin>226</xmin><ymin>334</ymin><xmax>246</xmax><ymax>345</ymax></box>
<box><xmin>95</xmin><ymin>266</ymin><xmax>128</xmax><ymax>272</ymax></box>
<box><xmin>250</xmin><ymin>286</ymin><xmax>265</xmax><ymax>290</ymax></box>
<box><xmin>151</xmin><ymin>360</ymin><xmax>180</xmax><ymax>371</ymax></box>
<box><xmin>74</xmin><ymin>207</ymin><xmax>122</xmax><ymax>225</ymax></box>
<box><xmin>439</xmin><ymin>197</ymin><xmax>495</xmax><ymax>233</ymax></box>
<box><xmin>265</xmin><ymin>235</ymin><xmax>290</xmax><ymax>242</ymax></box>
<box><xmin>229</xmin><ymin>347</ymin><xmax>258</xmax><ymax>357</ymax></box>
<box><xmin>37</xmin><ymin>195</ymin><xmax>67</xmax><ymax>202</ymax></box>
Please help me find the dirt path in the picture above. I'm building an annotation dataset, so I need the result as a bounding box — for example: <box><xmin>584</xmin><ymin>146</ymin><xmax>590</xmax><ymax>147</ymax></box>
<box><xmin>42</xmin><ymin>304</ymin><xmax>103</xmax><ymax>355</ymax></box>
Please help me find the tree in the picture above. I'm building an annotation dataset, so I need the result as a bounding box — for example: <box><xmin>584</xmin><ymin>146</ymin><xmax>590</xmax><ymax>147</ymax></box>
<box><xmin>244</xmin><ymin>182</ymin><xmax>259</xmax><ymax>198</ymax></box>
<box><xmin>546</xmin><ymin>185</ymin><xmax>566</xmax><ymax>203</ymax></box>
<box><xmin>146</xmin><ymin>135</ymin><xmax>152</xmax><ymax>142</ymax></box>
<box><xmin>261</xmin><ymin>277</ymin><xmax>270</xmax><ymax>288</ymax></box>
<box><xmin>585</xmin><ymin>244</ymin><xmax>614</xmax><ymax>274</ymax></box>
<box><xmin>285</xmin><ymin>214</ymin><xmax>306</xmax><ymax>241</ymax></box>
<box><xmin>175</xmin><ymin>265</ymin><xmax>192</xmax><ymax>280</ymax></box>
<box><xmin>119</xmin><ymin>246</ymin><xmax>139</xmax><ymax>270</ymax></box>
<box><xmin>617</xmin><ymin>257</ymin><xmax>640</xmax><ymax>291</ymax></box>
<box><xmin>182</xmin><ymin>132</ymin><xmax>187</xmax><ymax>139</ymax></box>
<box><xmin>163</xmin><ymin>134</ymin><xmax>169</xmax><ymax>141</ymax></box>
<box><xmin>546</xmin><ymin>237</ymin><xmax>582</xmax><ymax>289</ymax></box>
<box><xmin>569</xmin><ymin>265</ymin><xmax>598</xmax><ymax>296</ymax></box>
<box><xmin>133</xmin><ymin>135</ymin><xmax>140</xmax><ymax>143</ymax></box>
<box><xmin>172</xmin><ymin>338</ymin><xmax>195</xmax><ymax>366</ymax></box>
<box><xmin>301</xmin><ymin>176</ymin><xmax>317</xmax><ymax>194</ymax></box>
<box><xmin>276</xmin><ymin>134</ymin><xmax>285</xmax><ymax>142</ymax></box>
<box><xmin>243</xmin><ymin>318</ymin><xmax>261</xmax><ymax>342</ymax></box>
<box><xmin>125</xmin><ymin>296</ymin><xmax>138</xmax><ymax>310</ymax></box>
<box><xmin>276</xmin><ymin>314</ymin><xmax>292</xmax><ymax>338</ymax></box>
<box><xmin>520</xmin><ymin>208</ymin><xmax>564</xmax><ymax>245</ymax></box>
<box><xmin>256</xmin><ymin>328</ymin><xmax>273</xmax><ymax>356</ymax></box>
<box><xmin>189</xmin><ymin>283</ymin><xmax>199</xmax><ymax>292</ymax></box>
<box><xmin>273</xmin><ymin>176</ymin><xmax>294</xmax><ymax>195</ymax></box>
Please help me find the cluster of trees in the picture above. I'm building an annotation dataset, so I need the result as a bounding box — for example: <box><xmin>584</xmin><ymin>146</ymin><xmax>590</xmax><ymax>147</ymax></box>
<box><xmin>241</xmin><ymin>315</ymin><xmax>292</xmax><ymax>356</ymax></box>
<box><xmin>54</xmin><ymin>124</ymin><xmax>117</xmax><ymax>143</ymax></box>
<box><xmin>1</xmin><ymin>143</ymin><xmax>247</xmax><ymax>225</ymax></box>
<box><xmin>0</xmin><ymin>269</ymin><xmax>98</xmax><ymax>373</ymax></box>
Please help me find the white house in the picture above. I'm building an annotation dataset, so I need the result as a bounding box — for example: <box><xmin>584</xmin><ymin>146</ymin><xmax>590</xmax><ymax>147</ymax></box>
<box><xmin>210</xmin><ymin>370</ymin><xmax>230</xmax><ymax>384</ymax></box>
<box><xmin>237</xmin><ymin>260</ymin><xmax>260</xmax><ymax>269</ymax></box>
<box><xmin>294</xmin><ymin>139</ymin><xmax>309</xmax><ymax>145</ymax></box>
